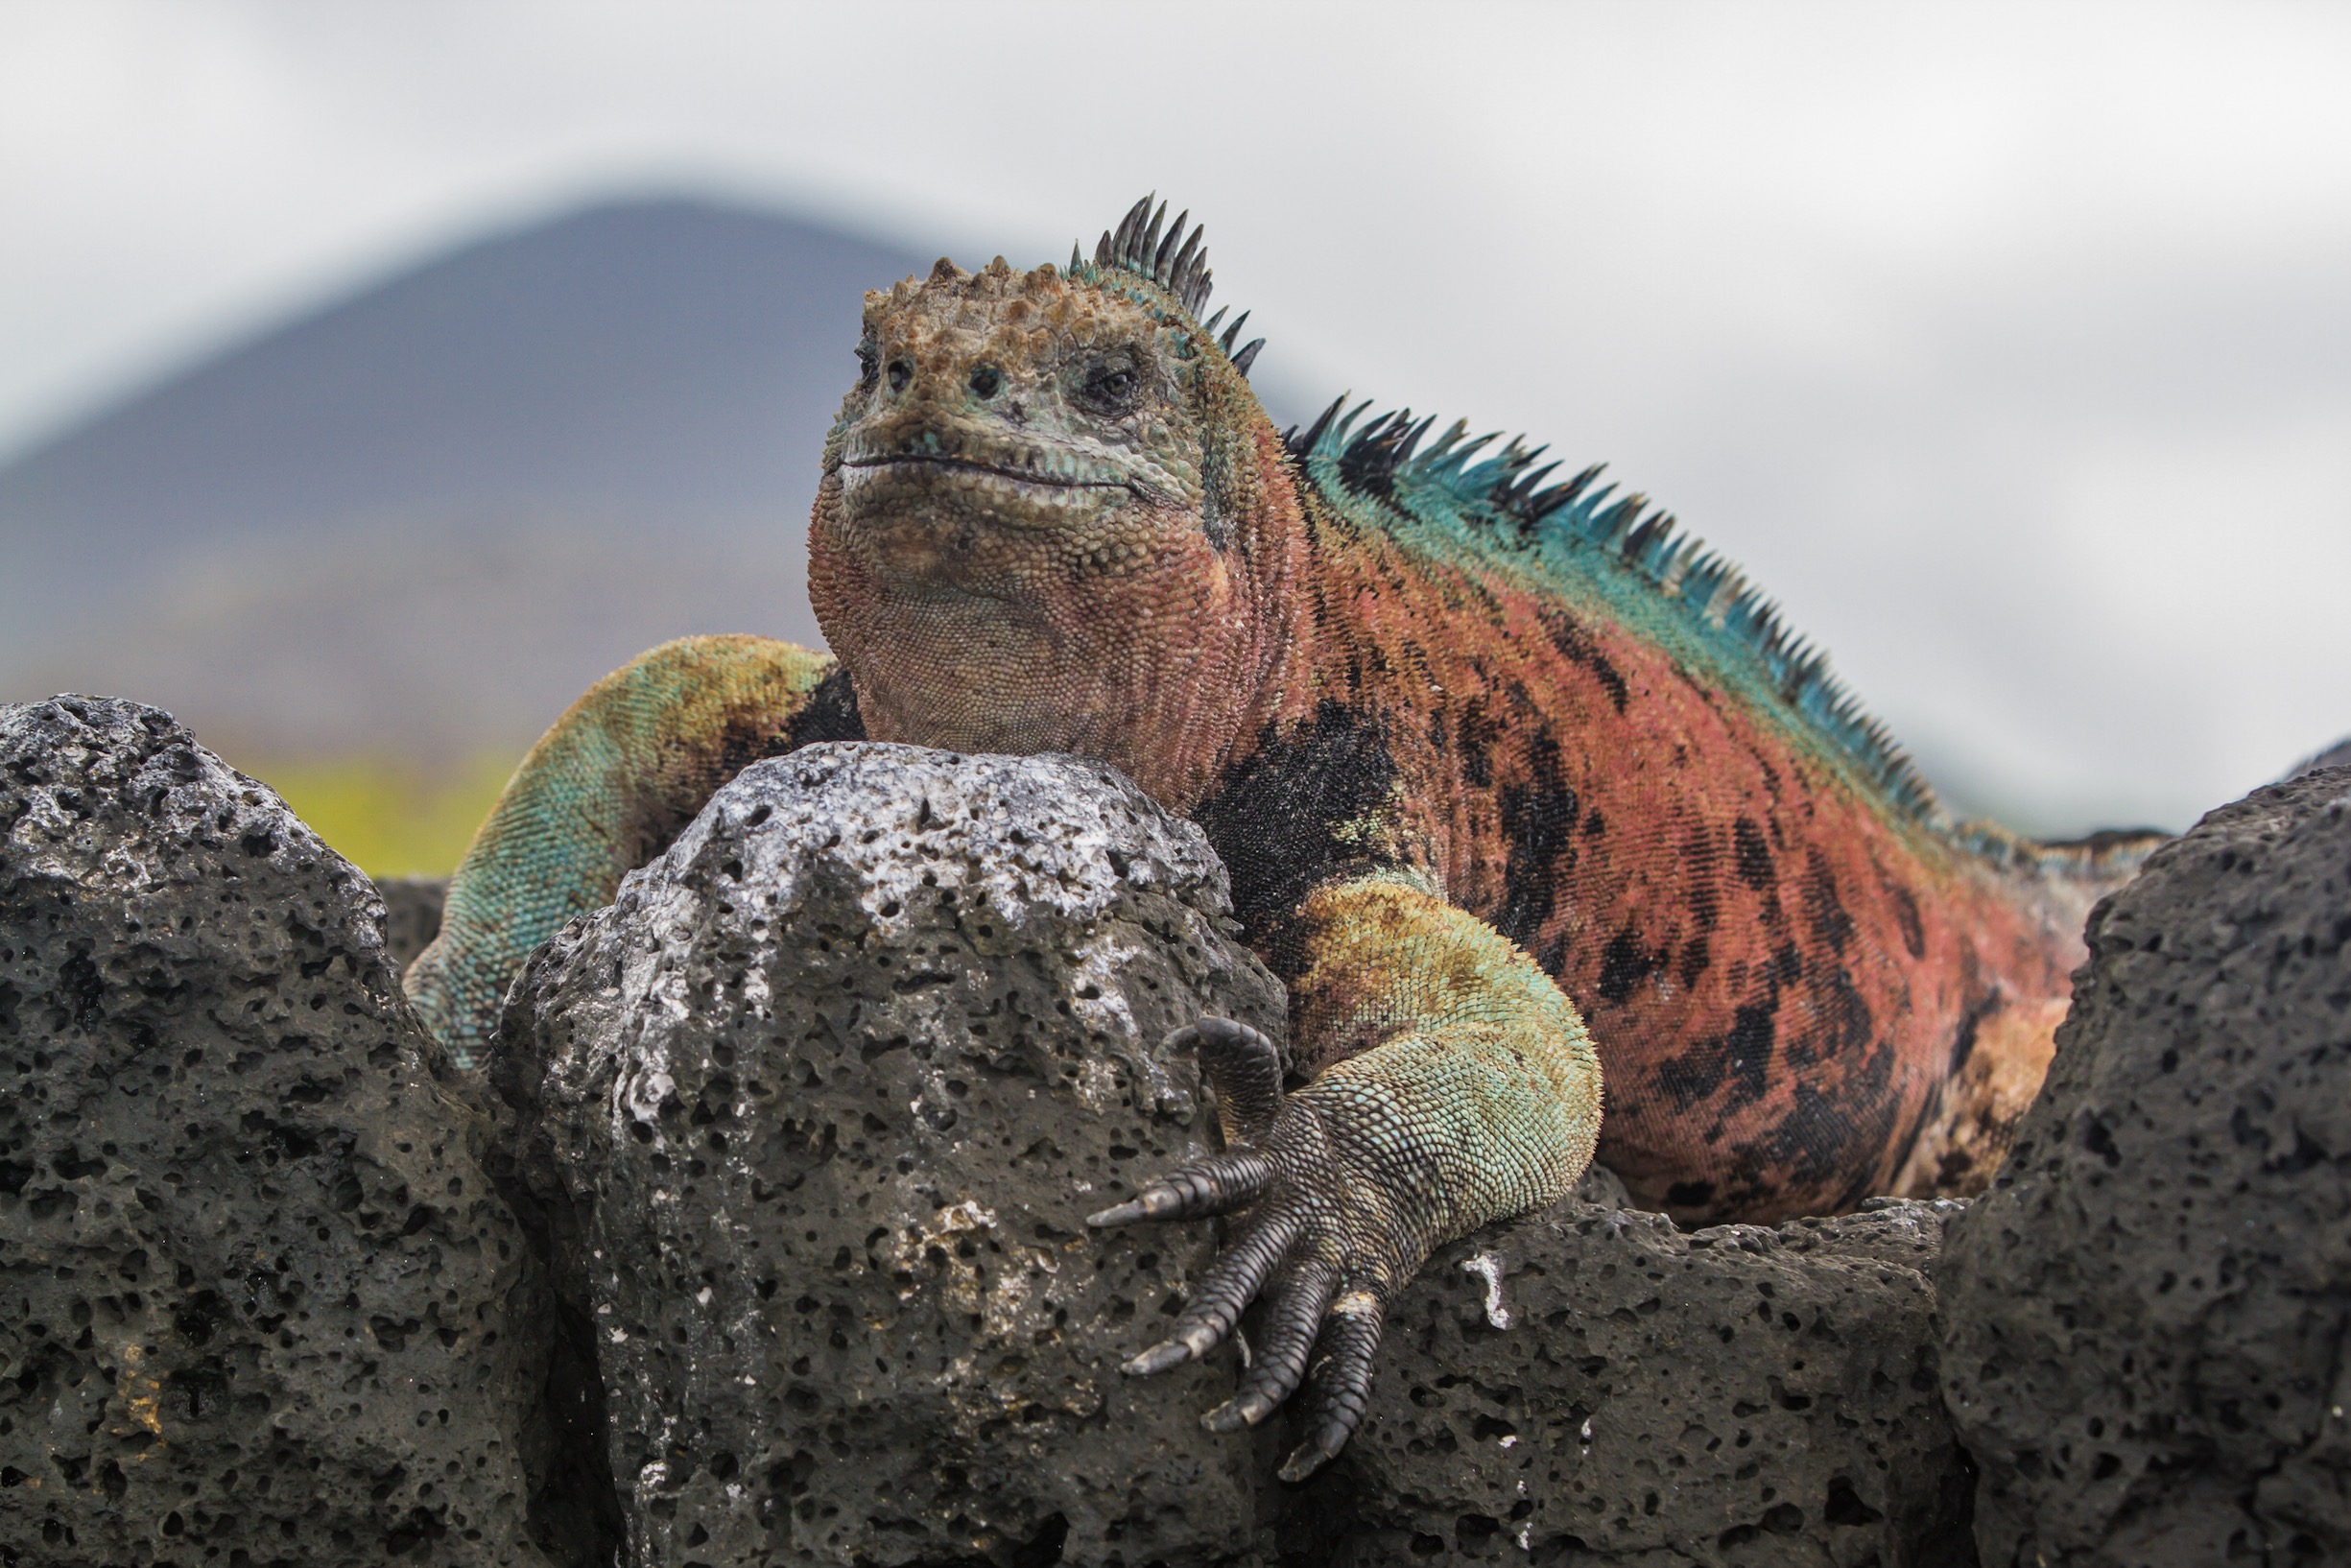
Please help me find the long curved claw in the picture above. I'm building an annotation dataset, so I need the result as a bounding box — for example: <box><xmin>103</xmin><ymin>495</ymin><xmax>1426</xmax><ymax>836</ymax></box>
<box><xmin>1202</xmin><ymin>1256</ymin><xmax>1340</xmax><ymax>1432</ymax></box>
<box><xmin>1091</xmin><ymin>1018</ymin><xmax>1431</xmax><ymax>1481</ymax></box>
<box><xmin>1277</xmin><ymin>1294</ymin><xmax>1388</xmax><ymax>1482</ymax></box>
<box><xmin>1085</xmin><ymin>1145</ymin><xmax>1275</xmax><ymax>1227</ymax></box>
<box><xmin>1175</xmin><ymin>1016</ymin><xmax>1286</xmax><ymax>1144</ymax></box>
<box><xmin>1119</xmin><ymin>1206</ymin><xmax>1302</xmax><ymax>1377</ymax></box>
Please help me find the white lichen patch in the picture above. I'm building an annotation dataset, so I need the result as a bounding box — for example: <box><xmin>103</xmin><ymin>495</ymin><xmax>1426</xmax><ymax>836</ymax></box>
<box><xmin>1461</xmin><ymin>1249</ymin><xmax>1514</xmax><ymax>1329</ymax></box>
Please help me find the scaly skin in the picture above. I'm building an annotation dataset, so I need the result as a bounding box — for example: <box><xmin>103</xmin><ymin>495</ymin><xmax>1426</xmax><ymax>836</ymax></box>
<box><xmin>406</xmin><ymin>634</ymin><xmax>853</xmax><ymax>1060</ymax></box>
<box><xmin>407</xmin><ymin>197</ymin><xmax>2158</xmax><ymax>1475</ymax></box>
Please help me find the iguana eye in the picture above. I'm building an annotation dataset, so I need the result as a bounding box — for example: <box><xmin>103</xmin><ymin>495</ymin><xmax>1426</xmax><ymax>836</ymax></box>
<box><xmin>1078</xmin><ymin>362</ymin><xmax>1140</xmax><ymax>416</ymax></box>
<box><xmin>888</xmin><ymin>359</ymin><xmax>913</xmax><ymax>393</ymax></box>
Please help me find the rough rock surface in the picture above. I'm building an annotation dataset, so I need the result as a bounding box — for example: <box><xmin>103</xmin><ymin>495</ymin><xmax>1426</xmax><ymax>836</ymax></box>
<box><xmin>0</xmin><ymin>699</ymin><xmax>564</xmax><ymax>1568</ymax></box>
<box><xmin>2289</xmin><ymin>737</ymin><xmax>2351</xmax><ymax>779</ymax></box>
<box><xmin>380</xmin><ymin>874</ymin><xmax>447</xmax><ymax>971</ymax></box>
<box><xmin>500</xmin><ymin>740</ymin><xmax>1975</xmax><ymax>1567</ymax></box>
<box><xmin>498</xmin><ymin>743</ymin><xmax>1289</xmax><ymax>1568</ymax></box>
<box><xmin>1310</xmin><ymin>1197</ymin><xmax>1974</xmax><ymax>1566</ymax></box>
<box><xmin>1939</xmin><ymin>765</ymin><xmax>2351</xmax><ymax>1566</ymax></box>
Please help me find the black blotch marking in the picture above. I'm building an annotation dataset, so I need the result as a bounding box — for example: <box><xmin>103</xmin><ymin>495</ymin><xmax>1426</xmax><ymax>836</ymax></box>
<box><xmin>1194</xmin><ymin>701</ymin><xmax>1400</xmax><ymax>975</ymax></box>
<box><xmin>1535</xmin><ymin>605</ymin><xmax>1629</xmax><ymax>714</ymax></box>
<box><xmin>1947</xmin><ymin>991</ymin><xmax>2000</xmax><ymax>1076</ymax></box>
<box><xmin>783</xmin><ymin>665</ymin><xmax>867</xmax><ymax>748</ymax></box>
<box><xmin>1785</xmin><ymin>964</ymin><xmax>1874</xmax><ymax>1071</ymax></box>
<box><xmin>1456</xmin><ymin>698</ymin><xmax>1499</xmax><ymax>789</ymax></box>
<box><xmin>1657</xmin><ymin>1001</ymin><xmax>1776</xmax><ymax>1114</ymax></box>
<box><xmin>1535</xmin><ymin>932</ymin><xmax>1568</xmax><ymax>976</ymax></box>
<box><xmin>1760</xmin><ymin>1086</ymin><xmax>1864</xmax><ymax>1195</ymax></box>
<box><xmin>1718</xmin><ymin>1002</ymin><xmax>1778</xmax><ymax>1112</ymax></box>
<box><xmin>1664</xmin><ymin>1179</ymin><xmax>1716</xmax><ymax>1209</ymax></box>
<box><xmin>1733</xmin><ymin>818</ymin><xmax>1774</xmax><ymax>891</ymax></box>
<box><xmin>1802</xmin><ymin>849</ymin><xmax>1855</xmax><ymax>956</ymax></box>
<box><xmin>1888</xmin><ymin>882</ymin><xmax>1926</xmax><ymax>960</ymax></box>
<box><xmin>1596</xmin><ymin>925</ymin><xmax>1667</xmax><ymax>1006</ymax></box>
<box><xmin>1494</xmin><ymin>733</ymin><xmax>1578</xmax><ymax>959</ymax></box>
<box><xmin>1751</xmin><ymin>1043</ymin><xmax>1901</xmax><ymax>1210</ymax></box>
<box><xmin>1656</xmin><ymin>1040</ymin><xmax>1725</xmax><ymax>1112</ymax></box>
<box><xmin>1677</xmin><ymin>935</ymin><xmax>1711</xmax><ymax>989</ymax></box>
<box><xmin>1581</xmin><ymin>809</ymin><xmax>1605</xmax><ymax>840</ymax></box>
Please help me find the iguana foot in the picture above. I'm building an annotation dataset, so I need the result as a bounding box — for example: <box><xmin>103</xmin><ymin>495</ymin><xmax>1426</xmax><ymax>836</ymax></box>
<box><xmin>1088</xmin><ymin>1018</ymin><xmax>1411</xmax><ymax>1482</ymax></box>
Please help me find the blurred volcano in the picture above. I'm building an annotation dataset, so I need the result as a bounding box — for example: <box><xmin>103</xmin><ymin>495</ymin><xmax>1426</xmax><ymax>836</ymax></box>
<box><xmin>0</xmin><ymin>196</ymin><xmax>930</xmax><ymax>762</ymax></box>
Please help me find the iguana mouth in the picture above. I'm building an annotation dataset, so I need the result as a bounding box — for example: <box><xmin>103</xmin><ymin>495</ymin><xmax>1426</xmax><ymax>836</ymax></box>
<box><xmin>843</xmin><ymin>454</ymin><xmax>1124</xmax><ymax>489</ymax></box>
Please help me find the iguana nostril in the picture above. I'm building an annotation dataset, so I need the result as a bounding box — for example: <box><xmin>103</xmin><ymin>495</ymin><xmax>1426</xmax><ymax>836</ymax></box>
<box><xmin>969</xmin><ymin>366</ymin><xmax>1003</xmax><ymax>399</ymax></box>
<box><xmin>888</xmin><ymin>360</ymin><xmax>912</xmax><ymax>392</ymax></box>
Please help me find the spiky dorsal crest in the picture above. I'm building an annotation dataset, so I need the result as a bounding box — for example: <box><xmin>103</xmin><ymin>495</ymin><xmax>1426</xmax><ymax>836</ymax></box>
<box><xmin>1081</xmin><ymin>195</ymin><xmax>1266</xmax><ymax>377</ymax></box>
<box><xmin>1286</xmin><ymin>398</ymin><xmax>1943</xmax><ymax>826</ymax></box>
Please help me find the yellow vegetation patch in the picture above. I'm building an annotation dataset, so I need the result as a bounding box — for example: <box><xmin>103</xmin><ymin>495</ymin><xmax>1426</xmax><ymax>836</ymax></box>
<box><xmin>234</xmin><ymin>750</ymin><xmax>517</xmax><ymax>878</ymax></box>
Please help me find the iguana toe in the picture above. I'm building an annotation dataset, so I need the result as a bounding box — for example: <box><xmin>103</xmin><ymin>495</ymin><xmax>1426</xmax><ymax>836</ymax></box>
<box><xmin>1199</xmin><ymin>1255</ymin><xmax>1338</xmax><ymax>1432</ymax></box>
<box><xmin>1278</xmin><ymin>1296</ymin><xmax>1386</xmax><ymax>1482</ymax></box>
<box><xmin>1090</xmin><ymin>1018</ymin><xmax>1413</xmax><ymax>1479</ymax></box>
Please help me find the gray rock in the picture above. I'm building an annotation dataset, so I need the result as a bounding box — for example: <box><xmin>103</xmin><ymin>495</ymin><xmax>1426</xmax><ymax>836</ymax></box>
<box><xmin>2286</xmin><ymin>737</ymin><xmax>2351</xmax><ymax>781</ymax></box>
<box><xmin>380</xmin><ymin>874</ymin><xmax>448</xmax><ymax>971</ymax></box>
<box><xmin>1303</xmin><ymin>1198</ymin><xmax>1974</xmax><ymax>1566</ymax></box>
<box><xmin>1938</xmin><ymin>764</ymin><xmax>2351</xmax><ymax>1566</ymax></box>
<box><xmin>0</xmin><ymin>698</ymin><xmax>571</xmax><ymax>1568</ymax></box>
<box><xmin>496</xmin><ymin>743</ymin><xmax>1288</xmax><ymax>1568</ymax></box>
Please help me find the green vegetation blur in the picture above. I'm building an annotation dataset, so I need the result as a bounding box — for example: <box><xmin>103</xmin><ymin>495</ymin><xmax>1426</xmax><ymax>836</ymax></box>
<box><xmin>239</xmin><ymin>752</ymin><xmax>517</xmax><ymax>878</ymax></box>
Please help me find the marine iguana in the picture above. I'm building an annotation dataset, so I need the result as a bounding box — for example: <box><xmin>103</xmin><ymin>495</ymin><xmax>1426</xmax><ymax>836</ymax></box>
<box><xmin>405</xmin><ymin>196</ymin><xmax>2158</xmax><ymax>1479</ymax></box>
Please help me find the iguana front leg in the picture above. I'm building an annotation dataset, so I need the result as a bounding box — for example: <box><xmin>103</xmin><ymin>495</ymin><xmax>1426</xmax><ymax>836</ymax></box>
<box><xmin>405</xmin><ymin>634</ymin><xmax>853</xmax><ymax>1062</ymax></box>
<box><xmin>1091</xmin><ymin>872</ymin><xmax>1603</xmax><ymax>1479</ymax></box>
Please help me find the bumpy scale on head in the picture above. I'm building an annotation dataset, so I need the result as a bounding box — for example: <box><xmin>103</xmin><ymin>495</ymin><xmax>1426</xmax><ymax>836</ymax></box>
<box><xmin>807</xmin><ymin>207</ymin><xmax>1294</xmax><ymax>808</ymax></box>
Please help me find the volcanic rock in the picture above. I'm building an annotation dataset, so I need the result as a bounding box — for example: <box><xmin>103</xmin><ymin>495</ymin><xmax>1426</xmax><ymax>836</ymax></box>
<box><xmin>0</xmin><ymin>698</ymin><xmax>567</xmax><ymax>1568</ymax></box>
<box><xmin>495</xmin><ymin>743</ymin><xmax>1289</xmax><ymax>1567</ymax></box>
<box><xmin>1304</xmin><ymin>1196</ymin><xmax>1974</xmax><ymax>1566</ymax></box>
<box><xmin>380</xmin><ymin>874</ymin><xmax>448</xmax><ymax>971</ymax></box>
<box><xmin>1938</xmin><ymin>764</ymin><xmax>2351</xmax><ymax>1566</ymax></box>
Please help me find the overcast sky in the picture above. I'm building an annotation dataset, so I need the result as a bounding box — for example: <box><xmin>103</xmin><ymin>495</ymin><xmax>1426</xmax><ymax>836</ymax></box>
<box><xmin>3</xmin><ymin>0</ymin><xmax>2347</xmax><ymax>834</ymax></box>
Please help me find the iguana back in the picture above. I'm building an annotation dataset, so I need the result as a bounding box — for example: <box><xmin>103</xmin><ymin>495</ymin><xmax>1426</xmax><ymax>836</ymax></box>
<box><xmin>1235</xmin><ymin>399</ymin><xmax>2152</xmax><ymax>1217</ymax></box>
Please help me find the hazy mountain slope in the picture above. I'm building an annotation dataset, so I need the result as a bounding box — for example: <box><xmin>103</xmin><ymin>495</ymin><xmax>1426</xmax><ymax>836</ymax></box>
<box><xmin>0</xmin><ymin>197</ymin><xmax>928</xmax><ymax>759</ymax></box>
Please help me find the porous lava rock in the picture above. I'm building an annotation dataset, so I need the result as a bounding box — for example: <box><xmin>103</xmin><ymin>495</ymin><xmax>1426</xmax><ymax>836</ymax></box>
<box><xmin>1307</xmin><ymin>1196</ymin><xmax>1974</xmax><ymax>1566</ymax></box>
<box><xmin>494</xmin><ymin>743</ymin><xmax>1289</xmax><ymax>1568</ymax></box>
<box><xmin>1938</xmin><ymin>764</ymin><xmax>2351</xmax><ymax>1566</ymax></box>
<box><xmin>0</xmin><ymin>698</ymin><xmax>564</xmax><ymax>1568</ymax></box>
<box><xmin>380</xmin><ymin>874</ymin><xmax>448</xmax><ymax>971</ymax></box>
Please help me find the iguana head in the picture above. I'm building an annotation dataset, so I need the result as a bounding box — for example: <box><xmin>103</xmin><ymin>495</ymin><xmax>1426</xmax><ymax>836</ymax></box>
<box><xmin>809</xmin><ymin>199</ymin><xmax>1291</xmax><ymax>805</ymax></box>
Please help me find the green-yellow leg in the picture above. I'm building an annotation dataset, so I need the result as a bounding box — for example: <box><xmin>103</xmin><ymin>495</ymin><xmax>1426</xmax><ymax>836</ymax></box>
<box><xmin>1091</xmin><ymin>872</ymin><xmax>1603</xmax><ymax>1479</ymax></box>
<box><xmin>404</xmin><ymin>634</ymin><xmax>843</xmax><ymax>1064</ymax></box>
